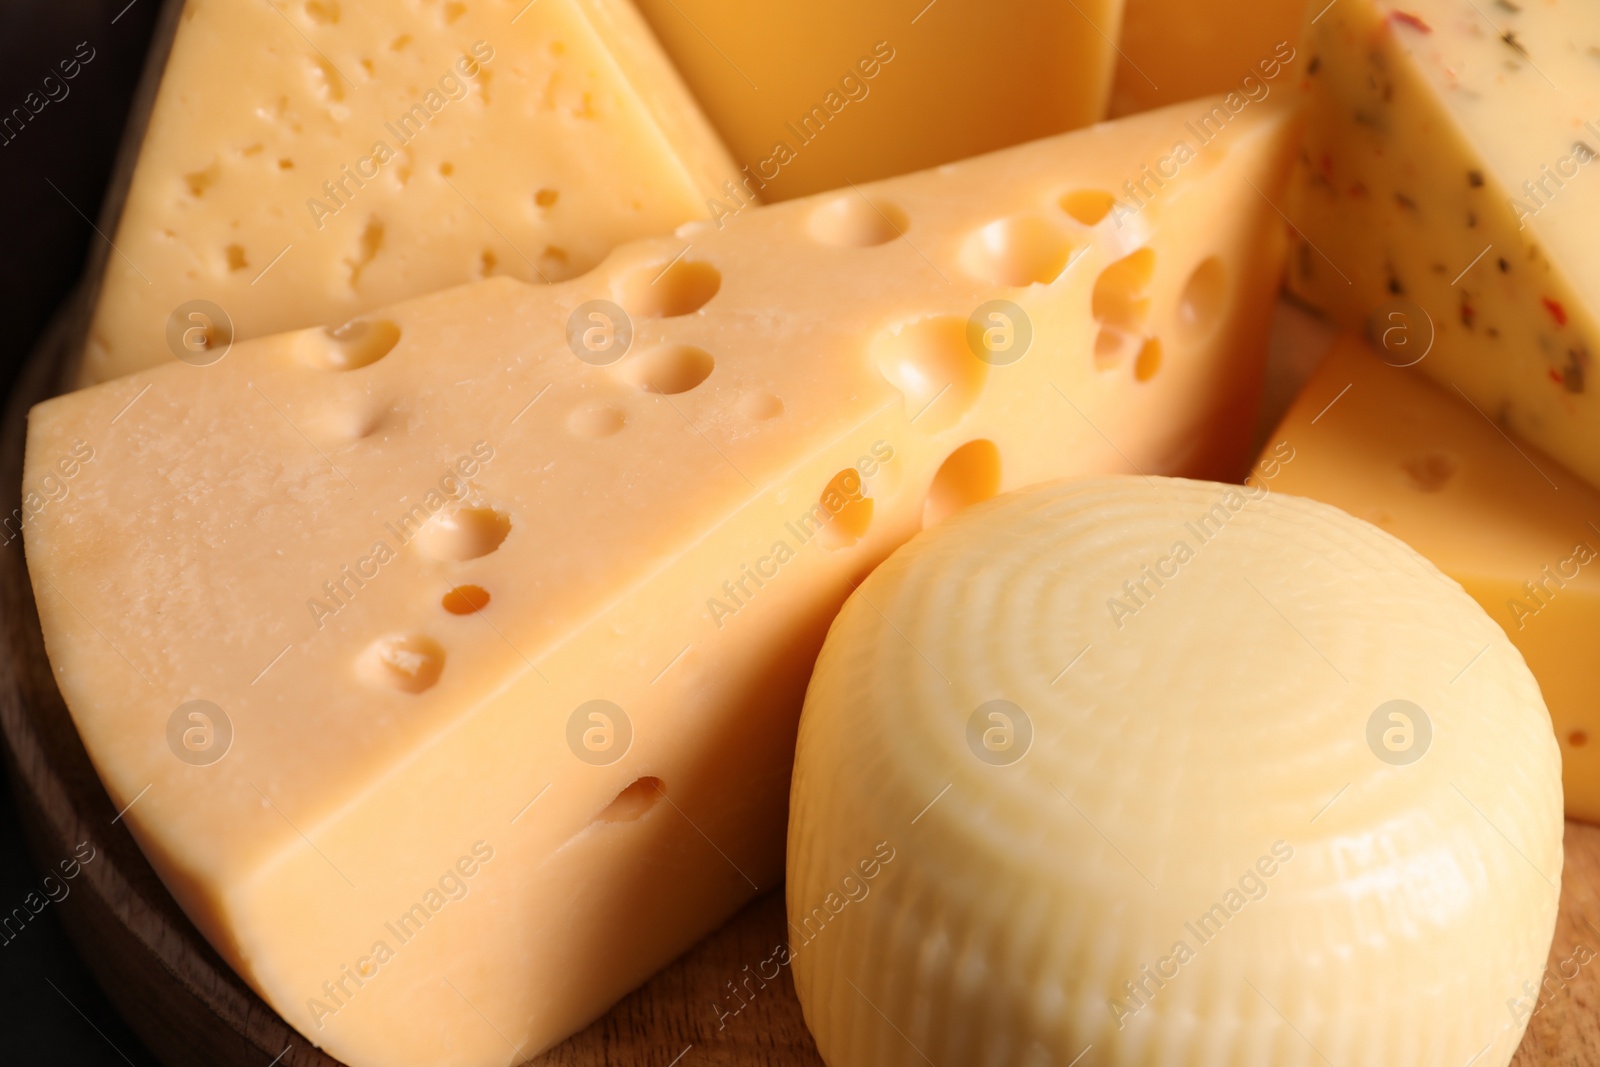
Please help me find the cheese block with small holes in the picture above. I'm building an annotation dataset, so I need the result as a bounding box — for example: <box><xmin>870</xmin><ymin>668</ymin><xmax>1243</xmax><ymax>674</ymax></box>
<box><xmin>24</xmin><ymin>96</ymin><xmax>1297</xmax><ymax>1067</ymax></box>
<box><xmin>81</xmin><ymin>0</ymin><xmax>737</xmax><ymax>385</ymax></box>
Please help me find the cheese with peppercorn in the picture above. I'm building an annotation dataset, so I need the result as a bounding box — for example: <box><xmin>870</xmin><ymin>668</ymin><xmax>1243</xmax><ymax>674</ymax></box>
<box><xmin>1288</xmin><ymin>0</ymin><xmax>1600</xmax><ymax>488</ymax></box>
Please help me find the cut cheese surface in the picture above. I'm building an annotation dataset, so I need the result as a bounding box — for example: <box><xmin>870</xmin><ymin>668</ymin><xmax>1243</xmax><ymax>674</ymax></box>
<box><xmin>25</xmin><ymin>98</ymin><xmax>1297</xmax><ymax>1067</ymax></box>
<box><xmin>1263</xmin><ymin>334</ymin><xmax>1600</xmax><ymax>823</ymax></box>
<box><xmin>631</xmin><ymin>0</ymin><xmax>1123</xmax><ymax>201</ymax></box>
<box><xmin>1288</xmin><ymin>0</ymin><xmax>1600</xmax><ymax>488</ymax></box>
<box><xmin>788</xmin><ymin>477</ymin><xmax>1562</xmax><ymax>1067</ymax></box>
<box><xmin>1110</xmin><ymin>0</ymin><xmax>1307</xmax><ymax>115</ymax></box>
<box><xmin>82</xmin><ymin>0</ymin><xmax>736</xmax><ymax>385</ymax></box>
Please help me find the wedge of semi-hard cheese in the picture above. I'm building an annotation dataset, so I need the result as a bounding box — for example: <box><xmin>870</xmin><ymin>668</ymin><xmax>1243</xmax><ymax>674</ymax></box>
<box><xmin>81</xmin><ymin>0</ymin><xmax>737</xmax><ymax>386</ymax></box>
<box><xmin>789</xmin><ymin>477</ymin><xmax>1562</xmax><ymax>1066</ymax></box>
<box><xmin>1262</xmin><ymin>334</ymin><xmax>1600</xmax><ymax>823</ymax></box>
<box><xmin>25</xmin><ymin>97</ymin><xmax>1298</xmax><ymax>1067</ymax></box>
<box><xmin>1289</xmin><ymin>0</ymin><xmax>1600</xmax><ymax>488</ymax></box>
<box><xmin>631</xmin><ymin>0</ymin><xmax>1124</xmax><ymax>201</ymax></box>
<box><xmin>1110</xmin><ymin>0</ymin><xmax>1307</xmax><ymax>115</ymax></box>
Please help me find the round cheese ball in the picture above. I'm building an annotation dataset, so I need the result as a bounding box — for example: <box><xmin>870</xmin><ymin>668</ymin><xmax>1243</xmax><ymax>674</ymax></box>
<box><xmin>788</xmin><ymin>476</ymin><xmax>1561</xmax><ymax>1067</ymax></box>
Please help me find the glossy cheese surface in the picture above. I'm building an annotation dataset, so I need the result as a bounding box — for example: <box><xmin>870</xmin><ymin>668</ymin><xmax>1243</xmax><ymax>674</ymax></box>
<box><xmin>1264</xmin><ymin>335</ymin><xmax>1600</xmax><ymax>823</ymax></box>
<box><xmin>1288</xmin><ymin>0</ymin><xmax>1600</xmax><ymax>488</ymax></box>
<box><xmin>83</xmin><ymin>0</ymin><xmax>736</xmax><ymax>385</ymax></box>
<box><xmin>631</xmin><ymin>0</ymin><xmax>1123</xmax><ymax>201</ymax></box>
<box><xmin>26</xmin><ymin>100</ymin><xmax>1297</xmax><ymax>1067</ymax></box>
<box><xmin>1110</xmin><ymin>0</ymin><xmax>1307</xmax><ymax>115</ymax></box>
<box><xmin>789</xmin><ymin>477</ymin><xmax>1562</xmax><ymax>1066</ymax></box>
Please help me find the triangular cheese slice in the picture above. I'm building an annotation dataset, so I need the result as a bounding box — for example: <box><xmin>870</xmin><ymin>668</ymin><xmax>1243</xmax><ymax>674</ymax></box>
<box><xmin>82</xmin><ymin>0</ymin><xmax>736</xmax><ymax>385</ymax></box>
<box><xmin>1289</xmin><ymin>0</ymin><xmax>1600</xmax><ymax>487</ymax></box>
<box><xmin>26</xmin><ymin>97</ymin><xmax>1297</xmax><ymax>1067</ymax></box>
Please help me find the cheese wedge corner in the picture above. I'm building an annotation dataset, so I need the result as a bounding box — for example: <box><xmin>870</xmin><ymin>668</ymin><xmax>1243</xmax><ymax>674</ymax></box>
<box><xmin>1289</xmin><ymin>0</ymin><xmax>1600</xmax><ymax>489</ymax></box>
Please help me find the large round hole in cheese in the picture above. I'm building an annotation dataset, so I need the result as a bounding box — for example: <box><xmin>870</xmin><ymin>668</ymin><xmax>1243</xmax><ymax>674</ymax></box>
<box><xmin>788</xmin><ymin>476</ymin><xmax>1562</xmax><ymax>1067</ymax></box>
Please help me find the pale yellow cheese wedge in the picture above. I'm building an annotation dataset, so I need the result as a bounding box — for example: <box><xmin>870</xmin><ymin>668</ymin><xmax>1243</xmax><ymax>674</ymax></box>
<box><xmin>630</xmin><ymin>0</ymin><xmax>1123</xmax><ymax>201</ymax></box>
<box><xmin>789</xmin><ymin>476</ymin><xmax>1561</xmax><ymax>1066</ymax></box>
<box><xmin>1288</xmin><ymin>0</ymin><xmax>1600</xmax><ymax>488</ymax></box>
<box><xmin>25</xmin><ymin>98</ymin><xmax>1298</xmax><ymax>1067</ymax></box>
<box><xmin>1110</xmin><ymin>0</ymin><xmax>1308</xmax><ymax>115</ymax></box>
<box><xmin>1262</xmin><ymin>334</ymin><xmax>1599</xmax><ymax>823</ymax></box>
<box><xmin>82</xmin><ymin>0</ymin><xmax>737</xmax><ymax>385</ymax></box>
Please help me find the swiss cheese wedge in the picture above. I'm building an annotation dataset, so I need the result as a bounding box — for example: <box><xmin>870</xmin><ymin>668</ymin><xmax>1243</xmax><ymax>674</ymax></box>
<box><xmin>1289</xmin><ymin>0</ymin><xmax>1600</xmax><ymax>488</ymax></box>
<box><xmin>25</xmin><ymin>98</ymin><xmax>1298</xmax><ymax>1067</ymax></box>
<box><xmin>1264</xmin><ymin>335</ymin><xmax>1600</xmax><ymax>823</ymax></box>
<box><xmin>82</xmin><ymin>0</ymin><xmax>736</xmax><ymax>385</ymax></box>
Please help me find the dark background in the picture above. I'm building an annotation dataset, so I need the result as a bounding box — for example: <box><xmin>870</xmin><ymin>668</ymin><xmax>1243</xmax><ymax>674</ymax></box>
<box><xmin>0</xmin><ymin>0</ymin><xmax>164</xmax><ymax>1061</ymax></box>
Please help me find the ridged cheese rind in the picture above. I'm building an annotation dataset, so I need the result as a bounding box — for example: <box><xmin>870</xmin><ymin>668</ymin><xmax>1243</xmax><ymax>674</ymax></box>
<box><xmin>789</xmin><ymin>476</ymin><xmax>1562</xmax><ymax>1066</ymax></box>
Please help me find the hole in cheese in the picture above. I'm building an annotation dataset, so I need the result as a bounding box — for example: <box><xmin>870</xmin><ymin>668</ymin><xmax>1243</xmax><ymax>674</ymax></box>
<box><xmin>1093</xmin><ymin>325</ymin><xmax>1131</xmax><ymax>371</ymax></box>
<box><xmin>807</xmin><ymin>195</ymin><xmax>906</xmax><ymax>247</ymax></box>
<box><xmin>815</xmin><ymin>468</ymin><xmax>874</xmax><ymax>551</ymax></box>
<box><xmin>1134</xmin><ymin>337</ymin><xmax>1163</xmax><ymax>382</ymax></box>
<box><xmin>618</xmin><ymin>344</ymin><xmax>714</xmax><ymax>395</ymax></box>
<box><xmin>1177</xmin><ymin>255</ymin><xmax>1227</xmax><ymax>339</ymax></box>
<box><xmin>184</xmin><ymin>162</ymin><xmax>220</xmax><ymax>199</ymax></box>
<box><xmin>959</xmin><ymin>215</ymin><xmax>1076</xmax><ymax>287</ymax></box>
<box><xmin>308</xmin><ymin>54</ymin><xmax>345</xmax><ymax>102</ymax></box>
<box><xmin>414</xmin><ymin>507</ymin><xmax>511</xmax><ymax>561</ymax></box>
<box><xmin>328</xmin><ymin>398</ymin><xmax>385</xmax><ymax>439</ymax></box>
<box><xmin>535</xmin><ymin>188</ymin><xmax>559</xmax><ymax>209</ymax></box>
<box><xmin>358</xmin><ymin>635</ymin><xmax>445</xmax><ymax>694</ymax></box>
<box><xmin>737</xmin><ymin>391</ymin><xmax>784</xmax><ymax>421</ymax></box>
<box><xmin>1092</xmin><ymin>247</ymin><xmax>1156</xmax><ymax>332</ymax></box>
<box><xmin>348</xmin><ymin>218</ymin><xmax>385</xmax><ymax>288</ymax></box>
<box><xmin>225</xmin><ymin>243</ymin><xmax>248</xmax><ymax>272</ymax></box>
<box><xmin>873</xmin><ymin>316</ymin><xmax>986</xmax><ymax>433</ymax></box>
<box><xmin>441</xmin><ymin>585</ymin><xmax>490</xmax><ymax>615</ymax></box>
<box><xmin>567</xmin><ymin>402</ymin><xmax>626</xmax><ymax>438</ymax></box>
<box><xmin>923</xmin><ymin>440</ymin><xmax>1001</xmax><ymax>529</ymax></box>
<box><xmin>1401</xmin><ymin>452</ymin><xmax>1458</xmax><ymax>493</ymax></box>
<box><xmin>596</xmin><ymin>777</ymin><xmax>664</xmax><ymax>823</ymax></box>
<box><xmin>300</xmin><ymin>317</ymin><xmax>401</xmax><ymax>370</ymax></box>
<box><xmin>1059</xmin><ymin>189</ymin><xmax>1117</xmax><ymax>226</ymax></box>
<box><xmin>618</xmin><ymin>258</ymin><xmax>721</xmax><ymax>319</ymax></box>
